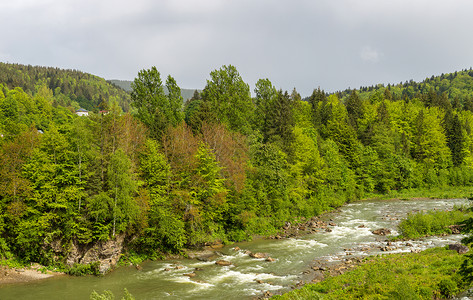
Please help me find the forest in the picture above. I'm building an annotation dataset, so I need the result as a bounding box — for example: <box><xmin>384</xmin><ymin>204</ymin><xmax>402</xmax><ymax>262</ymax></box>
<box><xmin>1</xmin><ymin>62</ymin><xmax>473</xmax><ymax>268</ymax></box>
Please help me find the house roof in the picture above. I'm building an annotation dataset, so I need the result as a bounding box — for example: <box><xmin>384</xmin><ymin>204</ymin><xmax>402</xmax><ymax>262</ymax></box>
<box><xmin>76</xmin><ymin>108</ymin><xmax>88</xmax><ymax>112</ymax></box>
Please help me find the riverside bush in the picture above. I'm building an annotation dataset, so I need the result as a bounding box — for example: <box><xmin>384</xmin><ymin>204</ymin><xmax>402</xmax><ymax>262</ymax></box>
<box><xmin>397</xmin><ymin>208</ymin><xmax>473</xmax><ymax>239</ymax></box>
<box><xmin>90</xmin><ymin>288</ymin><xmax>134</xmax><ymax>300</ymax></box>
<box><xmin>66</xmin><ymin>262</ymin><xmax>101</xmax><ymax>276</ymax></box>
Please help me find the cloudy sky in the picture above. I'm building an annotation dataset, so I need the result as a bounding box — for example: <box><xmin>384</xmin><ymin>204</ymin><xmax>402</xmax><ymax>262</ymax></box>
<box><xmin>1</xmin><ymin>0</ymin><xmax>472</xmax><ymax>96</ymax></box>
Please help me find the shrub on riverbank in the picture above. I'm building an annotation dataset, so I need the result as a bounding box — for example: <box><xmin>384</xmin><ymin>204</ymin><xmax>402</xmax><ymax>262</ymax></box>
<box><xmin>397</xmin><ymin>208</ymin><xmax>473</xmax><ymax>239</ymax></box>
<box><xmin>66</xmin><ymin>262</ymin><xmax>101</xmax><ymax>276</ymax></box>
<box><xmin>273</xmin><ymin>247</ymin><xmax>468</xmax><ymax>299</ymax></box>
<box><xmin>90</xmin><ymin>288</ymin><xmax>134</xmax><ymax>300</ymax></box>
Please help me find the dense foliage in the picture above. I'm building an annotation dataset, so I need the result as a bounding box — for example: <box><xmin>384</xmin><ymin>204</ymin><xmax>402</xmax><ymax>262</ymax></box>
<box><xmin>2</xmin><ymin>63</ymin><xmax>473</xmax><ymax>267</ymax></box>
<box><xmin>273</xmin><ymin>247</ymin><xmax>469</xmax><ymax>299</ymax></box>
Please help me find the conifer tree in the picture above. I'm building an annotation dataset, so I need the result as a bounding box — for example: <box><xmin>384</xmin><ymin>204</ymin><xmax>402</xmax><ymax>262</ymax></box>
<box><xmin>308</xmin><ymin>88</ymin><xmax>327</xmax><ymax>128</ymax></box>
<box><xmin>345</xmin><ymin>90</ymin><xmax>364</xmax><ymax>130</ymax></box>
<box><xmin>263</xmin><ymin>90</ymin><xmax>295</xmax><ymax>154</ymax></box>
<box><xmin>445</xmin><ymin>113</ymin><xmax>466</xmax><ymax>166</ymax></box>
<box><xmin>254</xmin><ymin>78</ymin><xmax>277</xmax><ymax>132</ymax></box>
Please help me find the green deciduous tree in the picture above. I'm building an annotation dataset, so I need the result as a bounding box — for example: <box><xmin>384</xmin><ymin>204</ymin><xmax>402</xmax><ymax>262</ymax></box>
<box><xmin>288</xmin><ymin>126</ymin><xmax>326</xmax><ymax>216</ymax></box>
<box><xmin>137</xmin><ymin>139</ymin><xmax>186</xmax><ymax>253</ymax></box>
<box><xmin>201</xmin><ymin>65</ymin><xmax>254</xmax><ymax>134</ymax></box>
<box><xmin>185</xmin><ymin>143</ymin><xmax>228</xmax><ymax>245</ymax></box>
<box><xmin>411</xmin><ymin>108</ymin><xmax>451</xmax><ymax>170</ymax></box>
<box><xmin>131</xmin><ymin>67</ymin><xmax>183</xmax><ymax>139</ymax></box>
<box><xmin>107</xmin><ymin>149</ymin><xmax>138</xmax><ymax>237</ymax></box>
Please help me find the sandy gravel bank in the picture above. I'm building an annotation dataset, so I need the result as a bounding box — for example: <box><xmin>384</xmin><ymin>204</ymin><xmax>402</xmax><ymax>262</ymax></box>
<box><xmin>0</xmin><ymin>265</ymin><xmax>64</xmax><ymax>284</ymax></box>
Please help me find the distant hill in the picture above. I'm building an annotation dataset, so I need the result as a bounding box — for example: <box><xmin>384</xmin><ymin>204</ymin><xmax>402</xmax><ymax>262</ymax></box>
<box><xmin>108</xmin><ymin>79</ymin><xmax>201</xmax><ymax>101</ymax></box>
<box><xmin>108</xmin><ymin>79</ymin><xmax>133</xmax><ymax>92</ymax></box>
<box><xmin>0</xmin><ymin>62</ymin><xmax>131</xmax><ymax>111</ymax></box>
<box><xmin>336</xmin><ymin>68</ymin><xmax>473</xmax><ymax>103</ymax></box>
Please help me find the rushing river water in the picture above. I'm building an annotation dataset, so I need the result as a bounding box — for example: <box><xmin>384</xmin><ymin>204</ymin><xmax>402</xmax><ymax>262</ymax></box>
<box><xmin>0</xmin><ymin>198</ymin><xmax>470</xmax><ymax>300</ymax></box>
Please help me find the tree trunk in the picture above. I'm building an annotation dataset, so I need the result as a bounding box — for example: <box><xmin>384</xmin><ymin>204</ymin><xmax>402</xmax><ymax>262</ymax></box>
<box><xmin>113</xmin><ymin>183</ymin><xmax>118</xmax><ymax>237</ymax></box>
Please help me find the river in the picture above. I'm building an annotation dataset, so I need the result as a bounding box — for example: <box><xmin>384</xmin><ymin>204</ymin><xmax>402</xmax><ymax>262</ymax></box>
<box><xmin>0</xmin><ymin>198</ymin><xmax>469</xmax><ymax>299</ymax></box>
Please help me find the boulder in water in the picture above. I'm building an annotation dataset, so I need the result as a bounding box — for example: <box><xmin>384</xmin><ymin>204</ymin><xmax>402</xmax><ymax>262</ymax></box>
<box><xmin>448</xmin><ymin>244</ymin><xmax>469</xmax><ymax>254</ymax></box>
<box><xmin>263</xmin><ymin>291</ymin><xmax>273</xmax><ymax>297</ymax></box>
<box><xmin>249</xmin><ymin>252</ymin><xmax>267</xmax><ymax>259</ymax></box>
<box><xmin>372</xmin><ymin>228</ymin><xmax>391</xmax><ymax>236</ymax></box>
<box><xmin>215</xmin><ymin>260</ymin><xmax>232</xmax><ymax>266</ymax></box>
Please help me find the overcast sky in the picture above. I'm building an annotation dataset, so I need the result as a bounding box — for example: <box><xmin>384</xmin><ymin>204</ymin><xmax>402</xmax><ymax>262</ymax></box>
<box><xmin>1</xmin><ymin>0</ymin><xmax>472</xmax><ymax>96</ymax></box>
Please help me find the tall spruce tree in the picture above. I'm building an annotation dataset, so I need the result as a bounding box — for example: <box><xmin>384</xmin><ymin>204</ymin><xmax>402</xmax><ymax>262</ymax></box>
<box><xmin>308</xmin><ymin>88</ymin><xmax>327</xmax><ymax>129</ymax></box>
<box><xmin>263</xmin><ymin>90</ymin><xmax>294</xmax><ymax>154</ymax></box>
<box><xmin>445</xmin><ymin>113</ymin><xmax>466</xmax><ymax>166</ymax></box>
<box><xmin>254</xmin><ymin>78</ymin><xmax>277</xmax><ymax>132</ymax></box>
<box><xmin>345</xmin><ymin>90</ymin><xmax>364</xmax><ymax>130</ymax></box>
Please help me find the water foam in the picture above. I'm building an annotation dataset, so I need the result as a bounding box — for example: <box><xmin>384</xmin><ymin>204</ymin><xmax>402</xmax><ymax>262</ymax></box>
<box><xmin>279</xmin><ymin>238</ymin><xmax>328</xmax><ymax>249</ymax></box>
<box><xmin>211</xmin><ymin>269</ymin><xmax>292</xmax><ymax>285</ymax></box>
<box><xmin>327</xmin><ymin>226</ymin><xmax>371</xmax><ymax>241</ymax></box>
<box><xmin>187</xmin><ymin>260</ymin><xmax>217</xmax><ymax>268</ymax></box>
<box><xmin>241</xmin><ymin>264</ymin><xmax>265</xmax><ymax>272</ymax></box>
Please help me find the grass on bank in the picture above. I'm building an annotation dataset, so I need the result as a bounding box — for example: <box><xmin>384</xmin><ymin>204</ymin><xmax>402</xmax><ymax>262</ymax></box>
<box><xmin>396</xmin><ymin>208</ymin><xmax>473</xmax><ymax>239</ymax></box>
<box><xmin>273</xmin><ymin>247</ymin><xmax>470</xmax><ymax>300</ymax></box>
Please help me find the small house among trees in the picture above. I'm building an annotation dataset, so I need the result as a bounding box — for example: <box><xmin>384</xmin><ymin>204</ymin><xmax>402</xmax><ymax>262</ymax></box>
<box><xmin>75</xmin><ymin>108</ymin><xmax>89</xmax><ymax>116</ymax></box>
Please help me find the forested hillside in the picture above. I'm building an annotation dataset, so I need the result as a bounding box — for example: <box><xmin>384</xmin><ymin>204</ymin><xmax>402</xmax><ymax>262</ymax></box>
<box><xmin>339</xmin><ymin>68</ymin><xmax>473</xmax><ymax>106</ymax></box>
<box><xmin>1</xmin><ymin>64</ymin><xmax>473</xmax><ymax>271</ymax></box>
<box><xmin>0</xmin><ymin>63</ymin><xmax>131</xmax><ymax>112</ymax></box>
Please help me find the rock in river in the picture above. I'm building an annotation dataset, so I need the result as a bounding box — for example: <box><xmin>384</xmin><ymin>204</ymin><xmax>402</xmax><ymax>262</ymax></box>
<box><xmin>372</xmin><ymin>228</ymin><xmax>391</xmax><ymax>236</ymax></box>
<box><xmin>215</xmin><ymin>260</ymin><xmax>232</xmax><ymax>266</ymax></box>
<box><xmin>249</xmin><ymin>252</ymin><xmax>267</xmax><ymax>259</ymax></box>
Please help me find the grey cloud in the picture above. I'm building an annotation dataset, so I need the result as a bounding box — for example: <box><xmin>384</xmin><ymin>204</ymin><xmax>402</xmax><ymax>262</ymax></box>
<box><xmin>1</xmin><ymin>0</ymin><xmax>473</xmax><ymax>96</ymax></box>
